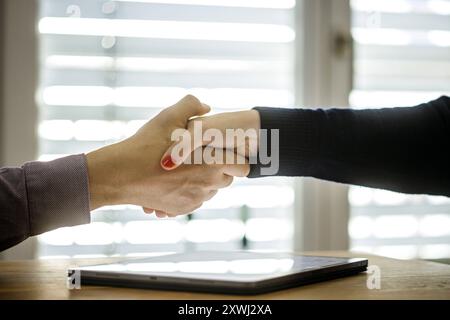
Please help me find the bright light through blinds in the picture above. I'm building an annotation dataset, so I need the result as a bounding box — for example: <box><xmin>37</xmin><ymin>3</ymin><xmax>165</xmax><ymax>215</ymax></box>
<box><xmin>36</xmin><ymin>0</ymin><xmax>296</xmax><ymax>258</ymax></box>
<box><xmin>349</xmin><ymin>0</ymin><xmax>450</xmax><ymax>260</ymax></box>
<box><xmin>115</xmin><ymin>0</ymin><xmax>296</xmax><ymax>9</ymax></box>
<box><xmin>42</xmin><ymin>86</ymin><xmax>293</xmax><ymax>108</ymax></box>
<box><xmin>46</xmin><ymin>55</ymin><xmax>289</xmax><ymax>72</ymax></box>
<box><xmin>39</xmin><ymin>18</ymin><xmax>295</xmax><ymax>43</ymax></box>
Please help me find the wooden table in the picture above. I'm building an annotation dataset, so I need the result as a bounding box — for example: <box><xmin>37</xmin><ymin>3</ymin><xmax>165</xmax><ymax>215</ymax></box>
<box><xmin>0</xmin><ymin>251</ymin><xmax>449</xmax><ymax>299</ymax></box>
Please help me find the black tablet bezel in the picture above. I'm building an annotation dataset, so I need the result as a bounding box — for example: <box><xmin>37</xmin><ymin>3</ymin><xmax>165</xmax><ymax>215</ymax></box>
<box><xmin>71</xmin><ymin>253</ymin><xmax>368</xmax><ymax>294</ymax></box>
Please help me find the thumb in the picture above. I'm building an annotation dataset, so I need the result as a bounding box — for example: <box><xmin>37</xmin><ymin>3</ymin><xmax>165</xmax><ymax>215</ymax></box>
<box><xmin>160</xmin><ymin>95</ymin><xmax>210</xmax><ymax>170</ymax></box>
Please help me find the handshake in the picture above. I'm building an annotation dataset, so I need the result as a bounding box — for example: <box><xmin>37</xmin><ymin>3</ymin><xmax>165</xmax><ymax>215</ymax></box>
<box><xmin>86</xmin><ymin>95</ymin><xmax>276</xmax><ymax>218</ymax></box>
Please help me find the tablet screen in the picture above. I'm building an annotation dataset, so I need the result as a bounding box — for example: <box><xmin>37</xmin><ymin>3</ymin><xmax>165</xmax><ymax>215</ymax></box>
<box><xmin>78</xmin><ymin>251</ymin><xmax>364</xmax><ymax>282</ymax></box>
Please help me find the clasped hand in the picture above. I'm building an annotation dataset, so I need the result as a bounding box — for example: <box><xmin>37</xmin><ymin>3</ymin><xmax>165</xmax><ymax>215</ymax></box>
<box><xmin>86</xmin><ymin>95</ymin><xmax>259</xmax><ymax>218</ymax></box>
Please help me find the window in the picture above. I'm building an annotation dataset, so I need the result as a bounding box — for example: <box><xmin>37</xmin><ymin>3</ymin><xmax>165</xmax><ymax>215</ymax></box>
<box><xmin>36</xmin><ymin>0</ymin><xmax>297</xmax><ymax>258</ymax></box>
<box><xmin>349</xmin><ymin>0</ymin><xmax>450</xmax><ymax>260</ymax></box>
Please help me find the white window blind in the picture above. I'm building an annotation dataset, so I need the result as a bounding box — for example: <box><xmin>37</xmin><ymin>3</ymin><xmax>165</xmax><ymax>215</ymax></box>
<box><xmin>36</xmin><ymin>0</ymin><xmax>296</xmax><ymax>258</ymax></box>
<box><xmin>349</xmin><ymin>0</ymin><xmax>450</xmax><ymax>260</ymax></box>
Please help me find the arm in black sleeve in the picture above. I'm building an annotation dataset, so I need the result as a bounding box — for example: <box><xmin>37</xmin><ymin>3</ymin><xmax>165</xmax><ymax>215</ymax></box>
<box><xmin>249</xmin><ymin>96</ymin><xmax>450</xmax><ymax>197</ymax></box>
<box><xmin>0</xmin><ymin>155</ymin><xmax>91</xmax><ymax>252</ymax></box>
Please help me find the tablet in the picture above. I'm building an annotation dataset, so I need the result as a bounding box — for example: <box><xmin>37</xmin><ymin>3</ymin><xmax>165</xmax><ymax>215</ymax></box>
<box><xmin>69</xmin><ymin>251</ymin><xmax>368</xmax><ymax>294</ymax></box>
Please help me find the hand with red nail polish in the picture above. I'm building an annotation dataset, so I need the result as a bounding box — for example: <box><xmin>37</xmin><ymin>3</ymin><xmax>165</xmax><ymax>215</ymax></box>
<box><xmin>161</xmin><ymin>155</ymin><xmax>176</xmax><ymax>169</ymax></box>
<box><xmin>160</xmin><ymin>110</ymin><xmax>260</xmax><ymax>171</ymax></box>
<box><xmin>86</xmin><ymin>95</ymin><xmax>249</xmax><ymax>217</ymax></box>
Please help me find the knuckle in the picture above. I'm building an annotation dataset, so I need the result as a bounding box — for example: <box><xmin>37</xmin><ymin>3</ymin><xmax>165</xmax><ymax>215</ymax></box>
<box><xmin>210</xmin><ymin>172</ymin><xmax>222</xmax><ymax>184</ymax></box>
<box><xmin>198</xmin><ymin>177</ymin><xmax>212</xmax><ymax>188</ymax></box>
<box><xmin>178</xmin><ymin>194</ymin><xmax>193</xmax><ymax>206</ymax></box>
<box><xmin>184</xmin><ymin>94</ymin><xmax>199</xmax><ymax>105</ymax></box>
<box><xmin>183</xmin><ymin>189</ymin><xmax>203</xmax><ymax>204</ymax></box>
<box><xmin>225</xmin><ymin>175</ymin><xmax>234</xmax><ymax>187</ymax></box>
<box><xmin>189</xmin><ymin>203</ymin><xmax>203</xmax><ymax>213</ymax></box>
<box><xmin>157</xmin><ymin>108</ymin><xmax>173</xmax><ymax>122</ymax></box>
<box><xmin>196</xmin><ymin>191</ymin><xmax>208</xmax><ymax>202</ymax></box>
<box><xmin>208</xmin><ymin>190</ymin><xmax>218</xmax><ymax>199</ymax></box>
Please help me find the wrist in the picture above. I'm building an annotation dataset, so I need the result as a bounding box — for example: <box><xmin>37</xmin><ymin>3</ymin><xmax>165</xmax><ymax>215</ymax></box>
<box><xmin>247</xmin><ymin>109</ymin><xmax>261</xmax><ymax>131</ymax></box>
<box><xmin>244</xmin><ymin>110</ymin><xmax>261</xmax><ymax>157</ymax></box>
<box><xmin>86</xmin><ymin>144</ymin><xmax>124</xmax><ymax>210</ymax></box>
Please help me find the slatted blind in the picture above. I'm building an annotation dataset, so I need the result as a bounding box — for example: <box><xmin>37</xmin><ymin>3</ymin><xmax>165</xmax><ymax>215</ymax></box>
<box><xmin>349</xmin><ymin>0</ymin><xmax>450</xmax><ymax>260</ymax></box>
<box><xmin>36</xmin><ymin>0</ymin><xmax>296</xmax><ymax>258</ymax></box>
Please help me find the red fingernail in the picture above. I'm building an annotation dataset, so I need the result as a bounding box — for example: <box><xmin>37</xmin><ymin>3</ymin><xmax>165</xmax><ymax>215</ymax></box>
<box><xmin>161</xmin><ymin>155</ymin><xmax>175</xmax><ymax>168</ymax></box>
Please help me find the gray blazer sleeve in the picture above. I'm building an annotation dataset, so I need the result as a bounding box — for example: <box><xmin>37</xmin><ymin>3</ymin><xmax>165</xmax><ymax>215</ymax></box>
<box><xmin>0</xmin><ymin>154</ymin><xmax>91</xmax><ymax>252</ymax></box>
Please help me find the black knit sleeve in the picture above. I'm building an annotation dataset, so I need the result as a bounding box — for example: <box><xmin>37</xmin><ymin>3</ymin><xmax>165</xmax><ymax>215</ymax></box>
<box><xmin>249</xmin><ymin>96</ymin><xmax>450</xmax><ymax>197</ymax></box>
